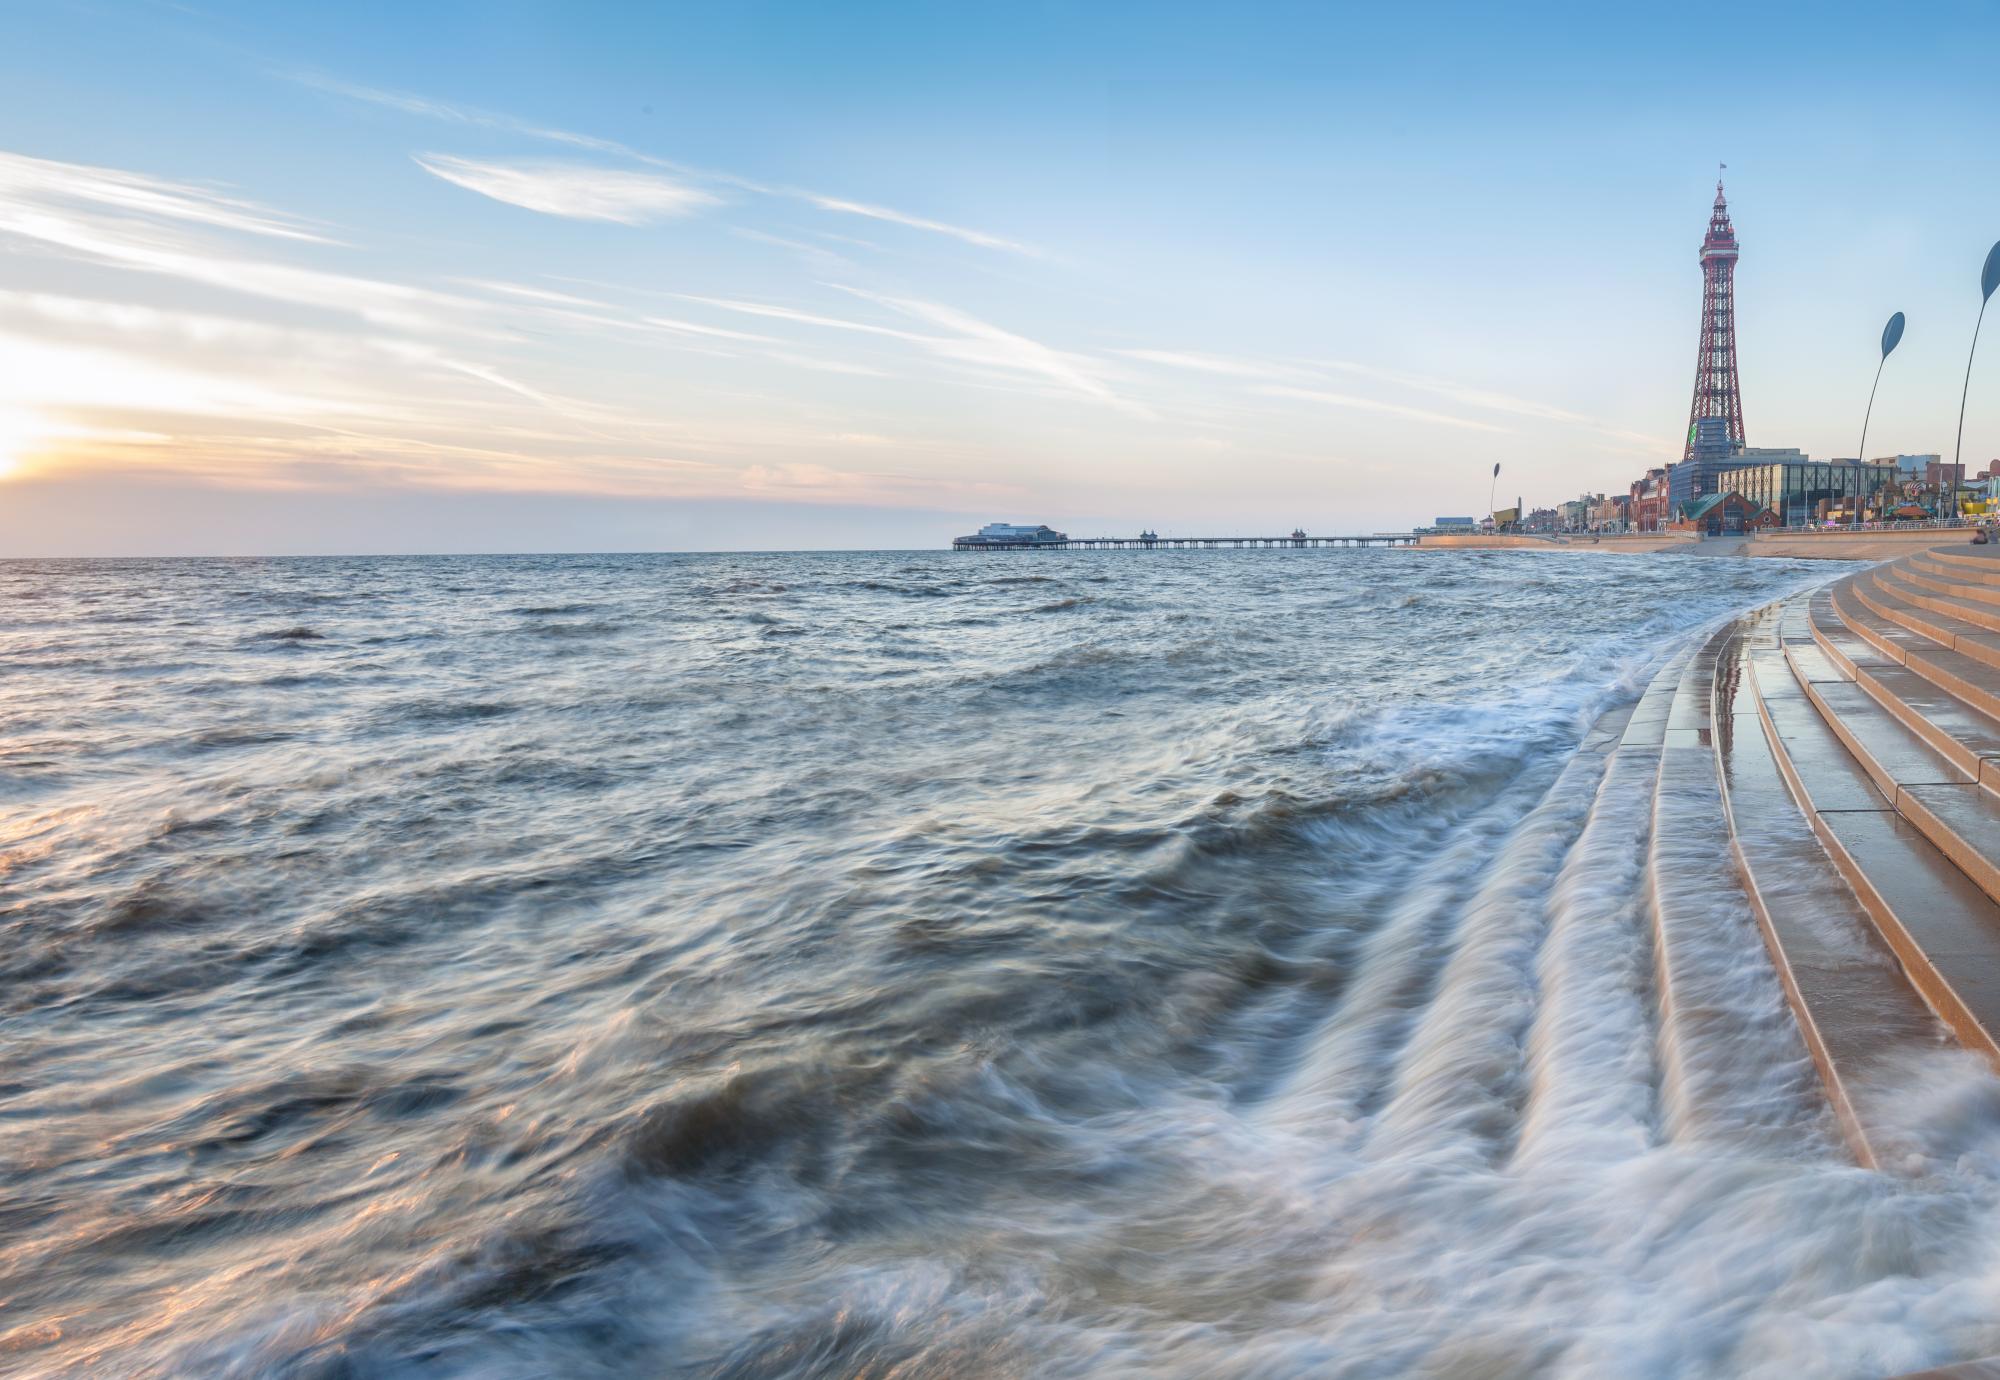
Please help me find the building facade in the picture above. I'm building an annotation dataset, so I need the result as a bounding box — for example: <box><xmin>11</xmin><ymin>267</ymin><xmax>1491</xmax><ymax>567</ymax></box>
<box><xmin>953</xmin><ymin>522</ymin><xmax>1068</xmax><ymax>549</ymax></box>
<box><xmin>1671</xmin><ymin>491</ymin><xmax>1779</xmax><ymax>535</ymax></box>
<box><xmin>1727</xmin><ymin>458</ymin><xmax>1875</xmax><ymax>527</ymax></box>
<box><xmin>1630</xmin><ymin>468</ymin><xmax>1669</xmax><ymax>531</ymax></box>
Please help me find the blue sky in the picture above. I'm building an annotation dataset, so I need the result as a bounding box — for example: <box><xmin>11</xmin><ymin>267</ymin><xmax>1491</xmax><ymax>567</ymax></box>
<box><xmin>1</xmin><ymin>0</ymin><xmax>1997</xmax><ymax>553</ymax></box>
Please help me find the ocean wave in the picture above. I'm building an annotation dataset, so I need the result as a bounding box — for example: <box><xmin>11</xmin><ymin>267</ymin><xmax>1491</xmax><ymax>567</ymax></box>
<box><xmin>847</xmin><ymin>580</ymin><xmax>953</xmax><ymax>597</ymax></box>
<box><xmin>11</xmin><ymin>547</ymin><xmax>1968</xmax><ymax>1380</ymax></box>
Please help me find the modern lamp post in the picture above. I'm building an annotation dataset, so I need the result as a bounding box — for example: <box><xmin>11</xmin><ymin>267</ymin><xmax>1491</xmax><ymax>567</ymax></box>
<box><xmin>1488</xmin><ymin>462</ymin><xmax>1501</xmax><ymax>527</ymax></box>
<box><xmin>1855</xmin><ymin>311</ymin><xmax>1904</xmax><ymax>526</ymax></box>
<box><xmin>1954</xmin><ymin>242</ymin><xmax>2000</xmax><ymax>486</ymax></box>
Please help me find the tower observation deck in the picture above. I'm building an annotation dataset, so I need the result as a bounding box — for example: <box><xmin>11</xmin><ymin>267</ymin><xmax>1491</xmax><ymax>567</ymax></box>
<box><xmin>1683</xmin><ymin>175</ymin><xmax>1746</xmax><ymax>461</ymax></box>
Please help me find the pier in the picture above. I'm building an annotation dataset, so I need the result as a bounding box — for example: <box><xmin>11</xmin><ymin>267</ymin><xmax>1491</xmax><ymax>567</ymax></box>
<box><xmin>952</xmin><ymin>532</ymin><xmax>1418</xmax><ymax>551</ymax></box>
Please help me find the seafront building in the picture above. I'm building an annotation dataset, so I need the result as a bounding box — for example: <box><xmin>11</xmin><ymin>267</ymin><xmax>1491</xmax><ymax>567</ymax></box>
<box><xmin>1629</xmin><ymin>468</ymin><xmax>1669</xmax><ymax>531</ymax></box>
<box><xmin>1728</xmin><ymin>457</ymin><xmax>1876</xmax><ymax>527</ymax></box>
<box><xmin>953</xmin><ymin>522</ymin><xmax>1068</xmax><ymax>549</ymax></box>
<box><xmin>1667</xmin><ymin>490</ymin><xmax>1779</xmax><ymax>534</ymax></box>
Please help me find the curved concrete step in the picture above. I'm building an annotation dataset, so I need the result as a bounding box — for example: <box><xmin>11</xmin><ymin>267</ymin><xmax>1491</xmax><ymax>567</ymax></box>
<box><xmin>1877</xmin><ymin>569</ymin><xmax>2000</xmax><ymax>636</ymax></box>
<box><xmin>1760</xmin><ymin>592</ymin><xmax>2000</xmax><ymax>1064</ymax></box>
<box><xmin>1790</xmin><ymin>619</ymin><xmax>2000</xmax><ymax>910</ymax></box>
<box><xmin>1899</xmin><ymin>563</ymin><xmax>2000</xmax><ymax>609</ymax></box>
<box><xmin>1920</xmin><ymin>544</ymin><xmax>2000</xmax><ymax>573</ymax></box>
<box><xmin>1910</xmin><ymin>552</ymin><xmax>2000</xmax><ymax>589</ymax></box>
<box><xmin>1834</xmin><ymin>579</ymin><xmax>2000</xmax><ymax>724</ymax></box>
<box><xmin>1853</xmin><ymin>574</ymin><xmax>2000</xmax><ymax>670</ymax></box>
<box><xmin>1806</xmin><ymin>600</ymin><xmax>2000</xmax><ymax>789</ymax></box>
<box><xmin>1710</xmin><ymin>610</ymin><xmax>1943</xmax><ymax>1167</ymax></box>
<box><xmin>1806</xmin><ymin>586</ymin><xmax>1900</xmax><ymax>679</ymax></box>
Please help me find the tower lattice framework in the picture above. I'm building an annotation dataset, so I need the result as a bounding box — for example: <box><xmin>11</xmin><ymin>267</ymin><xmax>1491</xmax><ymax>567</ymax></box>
<box><xmin>1683</xmin><ymin>178</ymin><xmax>1745</xmax><ymax>460</ymax></box>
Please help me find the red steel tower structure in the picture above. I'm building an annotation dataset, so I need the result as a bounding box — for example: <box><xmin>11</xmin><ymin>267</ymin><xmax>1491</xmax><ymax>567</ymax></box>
<box><xmin>1682</xmin><ymin>177</ymin><xmax>1745</xmax><ymax>460</ymax></box>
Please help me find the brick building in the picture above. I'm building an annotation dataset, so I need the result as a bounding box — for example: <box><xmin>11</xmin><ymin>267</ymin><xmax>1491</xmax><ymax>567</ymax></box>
<box><xmin>1669</xmin><ymin>491</ymin><xmax>1781</xmax><ymax>536</ymax></box>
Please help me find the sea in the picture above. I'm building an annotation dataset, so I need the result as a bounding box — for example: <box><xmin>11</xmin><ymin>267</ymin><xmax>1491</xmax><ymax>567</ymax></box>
<box><xmin>8</xmin><ymin>548</ymin><xmax>2000</xmax><ymax>1379</ymax></box>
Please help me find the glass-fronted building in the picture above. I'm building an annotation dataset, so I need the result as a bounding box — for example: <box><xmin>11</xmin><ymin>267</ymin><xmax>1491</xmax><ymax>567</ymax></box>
<box><xmin>1728</xmin><ymin>459</ymin><xmax>1877</xmax><ymax>526</ymax></box>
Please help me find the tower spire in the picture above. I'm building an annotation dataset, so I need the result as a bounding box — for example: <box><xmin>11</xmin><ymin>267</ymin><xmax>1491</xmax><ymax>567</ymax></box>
<box><xmin>1683</xmin><ymin>172</ymin><xmax>1746</xmax><ymax>461</ymax></box>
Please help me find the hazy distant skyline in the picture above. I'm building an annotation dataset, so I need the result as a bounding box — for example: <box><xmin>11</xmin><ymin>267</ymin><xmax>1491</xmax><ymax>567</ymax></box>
<box><xmin>3</xmin><ymin>0</ymin><xmax>1999</xmax><ymax>554</ymax></box>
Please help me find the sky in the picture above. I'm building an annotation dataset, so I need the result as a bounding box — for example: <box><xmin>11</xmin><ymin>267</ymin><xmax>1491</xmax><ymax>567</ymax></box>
<box><xmin>1</xmin><ymin>0</ymin><xmax>1998</xmax><ymax>554</ymax></box>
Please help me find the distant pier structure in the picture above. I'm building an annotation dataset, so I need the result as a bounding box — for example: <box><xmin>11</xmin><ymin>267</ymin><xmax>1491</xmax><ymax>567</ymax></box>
<box><xmin>951</xmin><ymin>521</ymin><xmax>1415</xmax><ymax>551</ymax></box>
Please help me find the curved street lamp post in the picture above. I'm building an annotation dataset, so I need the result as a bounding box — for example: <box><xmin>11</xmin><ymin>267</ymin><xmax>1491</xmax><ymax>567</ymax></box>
<box><xmin>1854</xmin><ymin>311</ymin><xmax>1904</xmax><ymax>526</ymax></box>
<box><xmin>1954</xmin><ymin>242</ymin><xmax>2000</xmax><ymax>500</ymax></box>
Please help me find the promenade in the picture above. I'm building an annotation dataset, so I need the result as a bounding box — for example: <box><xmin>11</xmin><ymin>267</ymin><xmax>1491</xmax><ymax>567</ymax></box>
<box><xmin>1418</xmin><ymin>526</ymin><xmax>1985</xmax><ymax>561</ymax></box>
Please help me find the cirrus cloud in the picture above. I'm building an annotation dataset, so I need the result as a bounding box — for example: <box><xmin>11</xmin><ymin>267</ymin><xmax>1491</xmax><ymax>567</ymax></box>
<box><xmin>413</xmin><ymin>155</ymin><xmax>718</xmax><ymax>225</ymax></box>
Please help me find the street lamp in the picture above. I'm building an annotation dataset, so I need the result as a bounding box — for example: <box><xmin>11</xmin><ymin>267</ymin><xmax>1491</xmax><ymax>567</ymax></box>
<box><xmin>1954</xmin><ymin>242</ymin><xmax>2000</xmax><ymax>484</ymax></box>
<box><xmin>1855</xmin><ymin>312</ymin><xmax>1904</xmax><ymax>526</ymax></box>
<box><xmin>1488</xmin><ymin>462</ymin><xmax>1501</xmax><ymax>526</ymax></box>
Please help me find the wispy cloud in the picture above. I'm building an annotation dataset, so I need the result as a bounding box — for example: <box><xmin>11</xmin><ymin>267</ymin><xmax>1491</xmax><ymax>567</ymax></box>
<box><xmin>673</xmin><ymin>287</ymin><xmax>1136</xmax><ymax>411</ymax></box>
<box><xmin>673</xmin><ymin>293</ymin><xmax>925</xmax><ymax>341</ymax></box>
<box><xmin>796</xmin><ymin>195</ymin><xmax>1035</xmax><ymax>256</ymax></box>
<box><xmin>1114</xmin><ymin>348</ymin><xmax>1315</xmax><ymax>383</ymax></box>
<box><xmin>0</xmin><ymin>149</ymin><xmax>333</xmax><ymax>243</ymax></box>
<box><xmin>0</xmin><ymin>151</ymin><xmax>482</xmax><ymax>333</ymax></box>
<box><xmin>1257</xmin><ymin>384</ymin><xmax>1510</xmax><ymax>433</ymax></box>
<box><xmin>414</xmin><ymin>155</ymin><xmax>717</xmax><ymax>224</ymax></box>
<box><xmin>1123</xmin><ymin>345</ymin><xmax>1631</xmax><ymax>438</ymax></box>
<box><xmin>839</xmin><ymin>287</ymin><xmax>1136</xmax><ymax>412</ymax></box>
<box><xmin>764</xmin><ymin>352</ymin><xmax>893</xmax><ymax>378</ymax></box>
<box><xmin>297</xmin><ymin>73</ymin><xmax>1036</xmax><ymax>255</ymax></box>
<box><xmin>454</xmin><ymin>278</ymin><xmax>612</xmax><ymax>309</ymax></box>
<box><xmin>731</xmin><ymin>227</ymin><xmax>859</xmax><ymax>271</ymax></box>
<box><xmin>638</xmin><ymin>314</ymin><xmax>778</xmax><ymax>344</ymax></box>
<box><xmin>291</xmin><ymin>74</ymin><xmax>652</xmax><ymax>163</ymax></box>
<box><xmin>1313</xmin><ymin>359</ymin><xmax>1593</xmax><ymax>425</ymax></box>
<box><xmin>0</xmin><ymin>205</ymin><xmax>468</xmax><ymax>333</ymax></box>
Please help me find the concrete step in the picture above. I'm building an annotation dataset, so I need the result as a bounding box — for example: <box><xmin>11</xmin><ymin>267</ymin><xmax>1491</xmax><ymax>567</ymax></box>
<box><xmin>1807</xmin><ymin>578</ymin><xmax>2000</xmax><ymax>789</ymax></box>
<box><xmin>1910</xmin><ymin>552</ymin><xmax>2000</xmax><ymax>589</ymax></box>
<box><xmin>1845</xmin><ymin>663</ymin><xmax>2000</xmax><ymax>788</ymax></box>
<box><xmin>1898</xmin><ymin>563</ymin><xmax>2000</xmax><ymax>608</ymax></box>
<box><xmin>1711</xmin><ymin>611</ymin><xmax>1944</xmax><ymax>1168</ymax></box>
<box><xmin>1806</xmin><ymin>587</ymin><xmax>1900</xmax><ymax>678</ymax></box>
<box><xmin>1853</xmin><ymin>574</ymin><xmax>2000</xmax><ymax>669</ymax></box>
<box><xmin>1762</xmin><ymin>593</ymin><xmax>2000</xmax><ymax>1062</ymax></box>
<box><xmin>1834</xmin><ymin>580</ymin><xmax>2000</xmax><ymax>724</ymax></box>
<box><xmin>1750</xmin><ymin>655</ymin><xmax>1891</xmax><ymax>813</ymax></box>
<box><xmin>1877</xmin><ymin>569</ymin><xmax>2000</xmax><ymax>636</ymax></box>
<box><xmin>1921</xmin><ymin>544</ymin><xmax>2000</xmax><ymax>573</ymax></box>
<box><xmin>1651</xmin><ymin>632</ymin><xmax>1796</xmax><ymax>1149</ymax></box>
<box><xmin>1810</xmin><ymin>806</ymin><xmax>2000</xmax><ymax>1065</ymax></box>
<box><xmin>1792</xmin><ymin>636</ymin><xmax>2000</xmax><ymax>904</ymax></box>
<box><xmin>1831</xmin><ymin>577</ymin><xmax>1938</xmax><ymax>663</ymax></box>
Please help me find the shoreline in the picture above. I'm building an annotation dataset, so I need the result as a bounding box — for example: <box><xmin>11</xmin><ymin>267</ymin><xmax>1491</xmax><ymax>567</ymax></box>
<box><xmin>1416</xmin><ymin>527</ymin><xmax>1987</xmax><ymax>561</ymax></box>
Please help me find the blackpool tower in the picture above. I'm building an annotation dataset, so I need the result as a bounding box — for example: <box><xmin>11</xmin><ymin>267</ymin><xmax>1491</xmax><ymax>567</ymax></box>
<box><xmin>1682</xmin><ymin>175</ymin><xmax>1746</xmax><ymax>461</ymax></box>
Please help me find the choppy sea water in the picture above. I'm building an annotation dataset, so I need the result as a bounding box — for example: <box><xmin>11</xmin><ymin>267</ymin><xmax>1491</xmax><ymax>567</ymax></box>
<box><xmin>8</xmin><ymin>548</ymin><xmax>2000</xmax><ymax>1379</ymax></box>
